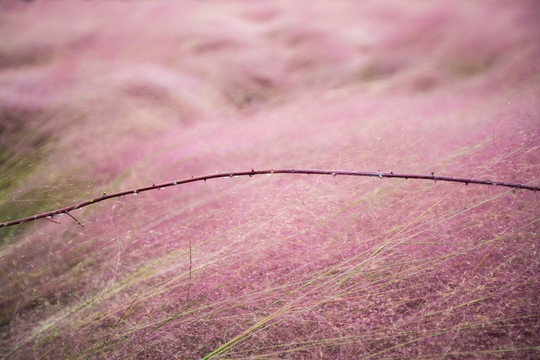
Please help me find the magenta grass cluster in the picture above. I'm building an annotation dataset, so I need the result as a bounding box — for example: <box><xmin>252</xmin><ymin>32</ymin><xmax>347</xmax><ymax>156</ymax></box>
<box><xmin>1</xmin><ymin>1</ymin><xmax>539</xmax><ymax>359</ymax></box>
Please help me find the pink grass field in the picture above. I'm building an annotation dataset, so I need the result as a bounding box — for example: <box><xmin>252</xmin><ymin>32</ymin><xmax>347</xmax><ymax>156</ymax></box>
<box><xmin>0</xmin><ymin>1</ymin><xmax>539</xmax><ymax>359</ymax></box>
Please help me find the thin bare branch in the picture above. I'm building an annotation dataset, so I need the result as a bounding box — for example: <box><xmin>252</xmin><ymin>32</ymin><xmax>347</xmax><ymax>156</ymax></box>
<box><xmin>1</xmin><ymin>169</ymin><xmax>538</xmax><ymax>229</ymax></box>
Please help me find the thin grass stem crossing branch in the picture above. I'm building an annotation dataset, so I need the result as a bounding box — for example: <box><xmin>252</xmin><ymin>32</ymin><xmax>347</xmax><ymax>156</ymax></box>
<box><xmin>1</xmin><ymin>169</ymin><xmax>538</xmax><ymax>228</ymax></box>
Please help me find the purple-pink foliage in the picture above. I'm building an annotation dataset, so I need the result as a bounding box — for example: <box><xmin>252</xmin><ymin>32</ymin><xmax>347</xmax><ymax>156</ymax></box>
<box><xmin>0</xmin><ymin>1</ymin><xmax>539</xmax><ymax>359</ymax></box>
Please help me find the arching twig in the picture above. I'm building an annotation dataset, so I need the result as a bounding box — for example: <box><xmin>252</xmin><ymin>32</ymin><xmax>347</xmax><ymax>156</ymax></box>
<box><xmin>1</xmin><ymin>169</ymin><xmax>538</xmax><ymax>229</ymax></box>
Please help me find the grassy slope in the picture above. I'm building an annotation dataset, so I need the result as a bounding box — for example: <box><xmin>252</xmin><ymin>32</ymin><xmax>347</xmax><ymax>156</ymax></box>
<box><xmin>0</xmin><ymin>1</ymin><xmax>539</xmax><ymax>359</ymax></box>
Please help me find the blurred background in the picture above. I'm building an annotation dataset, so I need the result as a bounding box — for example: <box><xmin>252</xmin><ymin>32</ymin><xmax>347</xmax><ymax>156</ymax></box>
<box><xmin>1</xmin><ymin>1</ymin><xmax>538</xmax><ymax>227</ymax></box>
<box><xmin>1</xmin><ymin>1</ymin><xmax>539</xmax><ymax>358</ymax></box>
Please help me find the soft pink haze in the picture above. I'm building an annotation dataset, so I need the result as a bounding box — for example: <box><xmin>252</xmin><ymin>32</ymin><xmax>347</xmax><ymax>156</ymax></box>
<box><xmin>0</xmin><ymin>1</ymin><xmax>538</xmax><ymax>359</ymax></box>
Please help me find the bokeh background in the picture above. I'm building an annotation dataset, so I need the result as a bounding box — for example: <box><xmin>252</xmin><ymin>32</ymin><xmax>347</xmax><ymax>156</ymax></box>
<box><xmin>1</xmin><ymin>1</ymin><xmax>539</xmax><ymax>358</ymax></box>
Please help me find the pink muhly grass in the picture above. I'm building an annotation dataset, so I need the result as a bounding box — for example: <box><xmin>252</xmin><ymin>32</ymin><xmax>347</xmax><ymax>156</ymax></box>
<box><xmin>1</xmin><ymin>1</ymin><xmax>539</xmax><ymax>359</ymax></box>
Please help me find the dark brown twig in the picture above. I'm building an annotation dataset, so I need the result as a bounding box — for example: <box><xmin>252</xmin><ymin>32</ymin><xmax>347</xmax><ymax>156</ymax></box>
<box><xmin>1</xmin><ymin>169</ymin><xmax>537</xmax><ymax>229</ymax></box>
<box><xmin>65</xmin><ymin>211</ymin><xmax>84</xmax><ymax>227</ymax></box>
<box><xmin>43</xmin><ymin>216</ymin><xmax>60</xmax><ymax>224</ymax></box>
